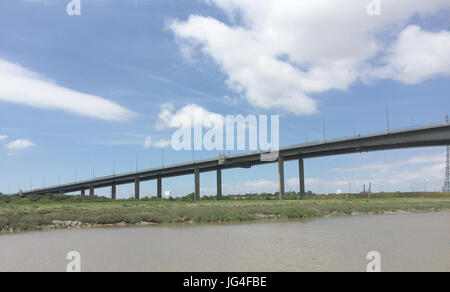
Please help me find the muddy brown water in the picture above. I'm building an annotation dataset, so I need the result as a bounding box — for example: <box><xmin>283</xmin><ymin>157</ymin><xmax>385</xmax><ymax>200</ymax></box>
<box><xmin>0</xmin><ymin>212</ymin><xmax>448</xmax><ymax>272</ymax></box>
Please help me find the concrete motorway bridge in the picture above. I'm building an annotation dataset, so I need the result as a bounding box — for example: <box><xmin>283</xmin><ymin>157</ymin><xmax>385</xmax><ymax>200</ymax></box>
<box><xmin>14</xmin><ymin>122</ymin><xmax>450</xmax><ymax>200</ymax></box>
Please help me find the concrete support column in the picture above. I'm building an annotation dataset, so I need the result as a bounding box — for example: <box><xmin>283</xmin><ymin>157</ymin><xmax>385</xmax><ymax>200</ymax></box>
<box><xmin>278</xmin><ymin>156</ymin><xmax>285</xmax><ymax>200</ymax></box>
<box><xmin>299</xmin><ymin>158</ymin><xmax>305</xmax><ymax>200</ymax></box>
<box><xmin>89</xmin><ymin>185</ymin><xmax>94</xmax><ymax>197</ymax></box>
<box><xmin>134</xmin><ymin>178</ymin><xmax>140</xmax><ymax>200</ymax></box>
<box><xmin>194</xmin><ymin>168</ymin><xmax>200</xmax><ymax>201</ymax></box>
<box><xmin>111</xmin><ymin>184</ymin><xmax>116</xmax><ymax>200</ymax></box>
<box><xmin>157</xmin><ymin>177</ymin><xmax>162</xmax><ymax>199</ymax></box>
<box><xmin>217</xmin><ymin>169</ymin><xmax>222</xmax><ymax>200</ymax></box>
<box><xmin>81</xmin><ymin>188</ymin><xmax>85</xmax><ymax>197</ymax></box>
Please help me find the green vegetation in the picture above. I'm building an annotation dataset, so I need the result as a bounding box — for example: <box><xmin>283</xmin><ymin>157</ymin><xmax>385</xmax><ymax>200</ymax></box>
<box><xmin>1</xmin><ymin>192</ymin><xmax>449</xmax><ymax>234</ymax></box>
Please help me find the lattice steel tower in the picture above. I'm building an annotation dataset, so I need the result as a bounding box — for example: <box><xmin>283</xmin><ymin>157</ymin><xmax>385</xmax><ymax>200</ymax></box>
<box><xmin>444</xmin><ymin>115</ymin><xmax>450</xmax><ymax>192</ymax></box>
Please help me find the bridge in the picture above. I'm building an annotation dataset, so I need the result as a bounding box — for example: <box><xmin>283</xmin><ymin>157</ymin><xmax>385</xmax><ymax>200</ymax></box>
<box><xmin>15</xmin><ymin>122</ymin><xmax>450</xmax><ymax>199</ymax></box>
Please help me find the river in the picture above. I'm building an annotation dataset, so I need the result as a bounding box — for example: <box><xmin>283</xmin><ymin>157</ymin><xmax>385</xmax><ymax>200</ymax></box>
<box><xmin>0</xmin><ymin>212</ymin><xmax>449</xmax><ymax>272</ymax></box>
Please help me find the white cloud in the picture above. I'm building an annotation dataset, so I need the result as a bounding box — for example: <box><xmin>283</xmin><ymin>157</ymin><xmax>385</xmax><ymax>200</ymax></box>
<box><xmin>144</xmin><ymin>136</ymin><xmax>152</xmax><ymax>148</ymax></box>
<box><xmin>331</xmin><ymin>152</ymin><xmax>445</xmax><ymax>172</ymax></box>
<box><xmin>5</xmin><ymin>139</ymin><xmax>35</xmax><ymax>151</ymax></box>
<box><xmin>0</xmin><ymin>135</ymin><xmax>7</xmax><ymax>141</ymax></box>
<box><xmin>313</xmin><ymin>162</ymin><xmax>446</xmax><ymax>193</ymax></box>
<box><xmin>156</xmin><ymin>103</ymin><xmax>224</xmax><ymax>129</ymax></box>
<box><xmin>90</xmin><ymin>134</ymin><xmax>171</xmax><ymax>149</ymax></box>
<box><xmin>169</xmin><ymin>0</ymin><xmax>450</xmax><ymax>115</ymax></box>
<box><xmin>201</xmin><ymin>177</ymin><xmax>320</xmax><ymax>195</ymax></box>
<box><xmin>222</xmin><ymin>179</ymin><xmax>278</xmax><ymax>195</ymax></box>
<box><xmin>308</xmin><ymin>152</ymin><xmax>447</xmax><ymax>193</ymax></box>
<box><xmin>144</xmin><ymin>136</ymin><xmax>171</xmax><ymax>149</ymax></box>
<box><xmin>224</xmin><ymin>95</ymin><xmax>240</xmax><ymax>106</ymax></box>
<box><xmin>230</xmin><ymin>160</ymin><xmax>444</xmax><ymax>194</ymax></box>
<box><xmin>365</xmin><ymin>25</ymin><xmax>450</xmax><ymax>84</ymax></box>
<box><xmin>152</xmin><ymin>139</ymin><xmax>171</xmax><ymax>148</ymax></box>
<box><xmin>0</xmin><ymin>59</ymin><xmax>135</xmax><ymax>122</ymax></box>
<box><xmin>91</xmin><ymin>140</ymin><xmax>142</xmax><ymax>146</ymax></box>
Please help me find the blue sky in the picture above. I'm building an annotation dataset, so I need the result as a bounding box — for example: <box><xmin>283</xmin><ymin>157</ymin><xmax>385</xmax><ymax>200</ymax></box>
<box><xmin>1</xmin><ymin>0</ymin><xmax>449</xmax><ymax>198</ymax></box>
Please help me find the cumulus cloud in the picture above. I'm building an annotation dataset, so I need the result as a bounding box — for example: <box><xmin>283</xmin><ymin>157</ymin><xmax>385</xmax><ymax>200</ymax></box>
<box><xmin>156</xmin><ymin>103</ymin><xmax>224</xmax><ymax>129</ymax></box>
<box><xmin>152</xmin><ymin>139</ymin><xmax>171</xmax><ymax>148</ymax></box>
<box><xmin>331</xmin><ymin>152</ymin><xmax>445</xmax><ymax>172</ymax></box>
<box><xmin>144</xmin><ymin>136</ymin><xmax>171</xmax><ymax>149</ymax></box>
<box><xmin>0</xmin><ymin>58</ymin><xmax>135</xmax><ymax>122</ymax></box>
<box><xmin>365</xmin><ymin>25</ymin><xmax>450</xmax><ymax>84</ymax></box>
<box><xmin>5</xmin><ymin>139</ymin><xmax>35</xmax><ymax>151</ymax></box>
<box><xmin>144</xmin><ymin>136</ymin><xmax>152</xmax><ymax>148</ymax></box>
<box><xmin>199</xmin><ymin>177</ymin><xmax>319</xmax><ymax>195</ymax></box>
<box><xmin>0</xmin><ymin>135</ymin><xmax>7</xmax><ymax>141</ymax></box>
<box><xmin>311</xmin><ymin>152</ymin><xmax>447</xmax><ymax>193</ymax></box>
<box><xmin>169</xmin><ymin>0</ymin><xmax>450</xmax><ymax>115</ymax></box>
<box><xmin>221</xmin><ymin>179</ymin><xmax>278</xmax><ymax>195</ymax></box>
<box><xmin>311</xmin><ymin>161</ymin><xmax>445</xmax><ymax>193</ymax></box>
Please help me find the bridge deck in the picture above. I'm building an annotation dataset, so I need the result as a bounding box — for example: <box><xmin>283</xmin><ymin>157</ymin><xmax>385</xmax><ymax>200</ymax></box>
<box><xmin>16</xmin><ymin>123</ymin><xmax>450</xmax><ymax>196</ymax></box>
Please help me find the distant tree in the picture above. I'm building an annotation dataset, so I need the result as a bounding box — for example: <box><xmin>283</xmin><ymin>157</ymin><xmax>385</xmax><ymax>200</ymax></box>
<box><xmin>181</xmin><ymin>193</ymin><xmax>195</xmax><ymax>201</ymax></box>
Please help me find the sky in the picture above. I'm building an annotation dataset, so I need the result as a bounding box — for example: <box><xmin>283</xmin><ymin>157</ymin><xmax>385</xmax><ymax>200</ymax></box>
<box><xmin>0</xmin><ymin>0</ymin><xmax>449</xmax><ymax>198</ymax></box>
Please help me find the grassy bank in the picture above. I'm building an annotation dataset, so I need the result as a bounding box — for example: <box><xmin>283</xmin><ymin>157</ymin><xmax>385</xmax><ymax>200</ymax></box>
<box><xmin>1</xmin><ymin>195</ymin><xmax>449</xmax><ymax>234</ymax></box>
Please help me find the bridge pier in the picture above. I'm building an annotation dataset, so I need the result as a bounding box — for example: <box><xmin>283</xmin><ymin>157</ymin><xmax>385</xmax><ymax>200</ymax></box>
<box><xmin>135</xmin><ymin>178</ymin><xmax>140</xmax><ymax>200</ymax></box>
<box><xmin>299</xmin><ymin>158</ymin><xmax>305</xmax><ymax>200</ymax></box>
<box><xmin>111</xmin><ymin>184</ymin><xmax>116</xmax><ymax>200</ymax></box>
<box><xmin>89</xmin><ymin>185</ymin><xmax>94</xmax><ymax>197</ymax></box>
<box><xmin>81</xmin><ymin>188</ymin><xmax>86</xmax><ymax>197</ymax></box>
<box><xmin>195</xmin><ymin>168</ymin><xmax>200</xmax><ymax>201</ymax></box>
<box><xmin>278</xmin><ymin>156</ymin><xmax>285</xmax><ymax>200</ymax></box>
<box><xmin>217</xmin><ymin>169</ymin><xmax>222</xmax><ymax>200</ymax></box>
<box><xmin>157</xmin><ymin>177</ymin><xmax>162</xmax><ymax>199</ymax></box>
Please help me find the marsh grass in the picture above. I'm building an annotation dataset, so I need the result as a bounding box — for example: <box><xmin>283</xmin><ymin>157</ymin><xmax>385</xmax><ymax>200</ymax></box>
<box><xmin>1</xmin><ymin>195</ymin><xmax>449</xmax><ymax>233</ymax></box>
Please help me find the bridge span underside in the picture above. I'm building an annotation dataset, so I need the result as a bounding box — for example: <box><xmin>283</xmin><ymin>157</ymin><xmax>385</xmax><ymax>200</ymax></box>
<box><xmin>16</xmin><ymin>123</ymin><xmax>450</xmax><ymax>200</ymax></box>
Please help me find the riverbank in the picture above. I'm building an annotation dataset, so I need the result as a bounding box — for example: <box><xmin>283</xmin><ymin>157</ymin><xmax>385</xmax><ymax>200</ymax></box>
<box><xmin>1</xmin><ymin>197</ymin><xmax>450</xmax><ymax>234</ymax></box>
